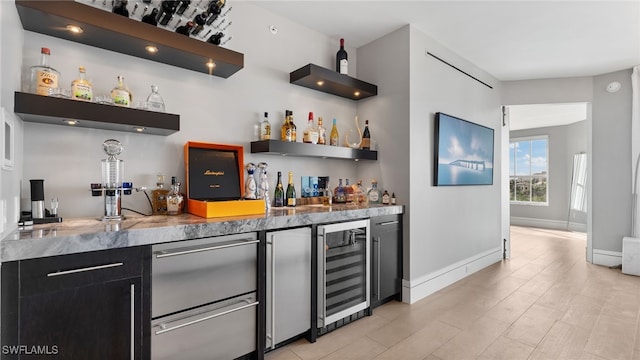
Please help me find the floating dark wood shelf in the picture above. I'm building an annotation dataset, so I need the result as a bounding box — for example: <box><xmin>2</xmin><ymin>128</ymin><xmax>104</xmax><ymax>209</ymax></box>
<box><xmin>290</xmin><ymin>64</ymin><xmax>378</xmax><ymax>100</ymax></box>
<box><xmin>15</xmin><ymin>0</ymin><xmax>244</xmax><ymax>78</ymax></box>
<box><xmin>250</xmin><ymin>140</ymin><xmax>377</xmax><ymax>161</ymax></box>
<box><xmin>14</xmin><ymin>92</ymin><xmax>180</xmax><ymax>136</ymax></box>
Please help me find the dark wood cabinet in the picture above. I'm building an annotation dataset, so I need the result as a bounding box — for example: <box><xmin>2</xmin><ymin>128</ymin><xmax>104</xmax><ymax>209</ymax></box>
<box><xmin>1</xmin><ymin>246</ymin><xmax>149</xmax><ymax>360</ymax></box>
<box><xmin>370</xmin><ymin>215</ymin><xmax>402</xmax><ymax>308</ymax></box>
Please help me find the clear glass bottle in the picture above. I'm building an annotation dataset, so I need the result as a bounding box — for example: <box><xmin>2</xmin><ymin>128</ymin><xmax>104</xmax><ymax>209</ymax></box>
<box><xmin>111</xmin><ymin>75</ymin><xmax>132</xmax><ymax>107</ymax></box>
<box><xmin>260</xmin><ymin>112</ymin><xmax>271</xmax><ymax>140</ymax></box>
<box><xmin>71</xmin><ymin>66</ymin><xmax>93</xmax><ymax>102</ymax></box>
<box><xmin>30</xmin><ymin>47</ymin><xmax>60</xmax><ymax>96</ymax></box>
<box><xmin>166</xmin><ymin>176</ymin><xmax>185</xmax><ymax>215</ymax></box>
<box><xmin>344</xmin><ymin>178</ymin><xmax>355</xmax><ymax>203</ymax></box>
<box><xmin>330</xmin><ymin>118</ymin><xmax>339</xmax><ymax>146</ymax></box>
<box><xmin>317</xmin><ymin>117</ymin><xmax>327</xmax><ymax>145</ymax></box>
<box><xmin>146</xmin><ymin>85</ymin><xmax>166</xmax><ymax>112</ymax></box>
<box><xmin>303</xmin><ymin>112</ymin><xmax>319</xmax><ymax>144</ymax></box>
<box><xmin>367</xmin><ymin>180</ymin><xmax>382</xmax><ymax>204</ymax></box>
<box><xmin>322</xmin><ymin>181</ymin><xmax>333</xmax><ymax>206</ymax></box>
<box><xmin>355</xmin><ymin>180</ymin><xmax>368</xmax><ymax>206</ymax></box>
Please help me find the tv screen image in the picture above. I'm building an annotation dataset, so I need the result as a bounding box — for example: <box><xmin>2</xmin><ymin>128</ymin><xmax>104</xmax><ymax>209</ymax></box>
<box><xmin>434</xmin><ymin>112</ymin><xmax>494</xmax><ymax>186</ymax></box>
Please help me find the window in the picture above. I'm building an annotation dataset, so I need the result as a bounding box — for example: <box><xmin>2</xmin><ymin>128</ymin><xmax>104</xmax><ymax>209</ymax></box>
<box><xmin>509</xmin><ymin>136</ymin><xmax>548</xmax><ymax>205</ymax></box>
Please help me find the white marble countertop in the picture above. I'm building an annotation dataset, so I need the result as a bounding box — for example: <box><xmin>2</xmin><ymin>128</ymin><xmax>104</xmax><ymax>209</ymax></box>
<box><xmin>1</xmin><ymin>204</ymin><xmax>403</xmax><ymax>262</ymax></box>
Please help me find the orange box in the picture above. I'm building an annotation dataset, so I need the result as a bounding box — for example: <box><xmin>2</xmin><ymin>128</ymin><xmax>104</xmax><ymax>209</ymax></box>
<box><xmin>184</xmin><ymin>141</ymin><xmax>265</xmax><ymax>218</ymax></box>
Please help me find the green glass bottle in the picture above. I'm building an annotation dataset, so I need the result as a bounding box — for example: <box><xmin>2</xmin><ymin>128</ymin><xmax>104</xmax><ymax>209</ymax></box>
<box><xmin>274</xmin><ymin>171</ymin><xmax>285</xmax><ymax>207</ymax></box>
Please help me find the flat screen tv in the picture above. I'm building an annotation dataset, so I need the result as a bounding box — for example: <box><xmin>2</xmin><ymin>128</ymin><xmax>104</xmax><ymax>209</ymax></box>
<box><xmin>434</xmin><ymin>112</ymin><xmax>494</xmax><ymax>186</ymax></box>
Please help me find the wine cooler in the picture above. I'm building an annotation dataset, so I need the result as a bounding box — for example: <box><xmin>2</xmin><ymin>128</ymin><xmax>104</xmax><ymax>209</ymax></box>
<box><xmin>317</xmin><ymin>219</ymin><xmax>370</xmax><ymax>328</ymax></box>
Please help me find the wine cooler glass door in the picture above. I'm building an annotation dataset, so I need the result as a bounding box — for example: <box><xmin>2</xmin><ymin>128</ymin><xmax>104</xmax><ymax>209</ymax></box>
<box><xmin>318</xmin><ymin>219</ymin><xmax>370</xmax><ymax>328</ymax></box>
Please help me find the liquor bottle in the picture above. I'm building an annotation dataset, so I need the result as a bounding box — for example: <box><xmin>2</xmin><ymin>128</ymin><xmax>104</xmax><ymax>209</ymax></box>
<box><xmin>176</xmin><ymin>21</ymin><xmax>194</xmax><ymax>35</ymax></box>
<box><xmin>141</xmin><ymin>7</ymin><xmax>159</xmax><ymax>25</ymax></box>
<box><xmin>274</xmin><ymin>171</ymin><xmax>285</xmax><ymax>207</ymax></box>
<box><xmin>166</xmin><ymin>176</ymin><xmax>185</xmax><ymax>215</ymax></box>
<box><xmin>146</xmin><ymin>85</ymin><xmax>166</xmax><ymax>112</ymax></box>
<box><xmin>382</xmin><ymin>190</ymin><xmax>390</xmax><ymax>205</ymax></box>
<box><xmin>333</xmin><ymin>179</ymin><xmax>346</xmax><ymax>203</ymax></box>
<box><xmin>280</xmin><ymin>110</ymin><xmax>290</xmax><ymax>141</ymax></box>
<box><xmin>260</xmin><ymin>112</ymin><xmax>271</xmax><ymax>140</ymax></box>
<box><xmin>281</xmin><ymin>110</ymin><xmax>296</xmax><ymax>142</ymax></box>
<box><xmin>30</xmin><ymin>47</ymin><xmax>60</xmax><ymax>96</ymax></box>
<box><xmin>355</xmin><ymin>180</ymin><xmax>368</xmax><ymax>206</ymax></box>
<box><xmin>71</xmin><ymin>66</ymin><xmax>93</xmax><ymax>102</ymax></box>
<box><xmin>344</xmin><ymin>179</ymin><xmax>355</xmax><ymax>203</ymax></box>
<box><xmin>158</xmin><ymin>0</ymin><xmax>178</xmax><ymax>26</ymax></box>
<box><xmin>207</xmin><ymin>32</ymin><xmax>224</xmax><ymax>45</ymax></box>
<box><xmin>191</xmin><ymin>11</ymin><xmax>208</xmax><ymax>35</ymax></box>
<box><xmin>110</xmin><ymin>75</ymin><xmax>132</xmax><ymax>107</ymax></box>
<box><xmin>151</xmin><ymin>174</ymin><xmax>169</xmax><ymax>215</ymax></box>
<box><xmin>112</xmin><ymin>0</ymin><xmax>130</xmax><ymax>17</ymax></box>
<box><xmin>317</xmin><ymin>117</ymin><xmax>327</xmax><ymax>145</ymax></box>
<box><xmin>322</xmin><ymin>181</ymin><xmax>333</xmax><ymax>206</ymax></box>
<box><xmin>336</xmin><ymin>38</ymin><xmax>348</xmax><ymax>74</ymax></box>
<box><xmin>303</xmin><ymin>112</ymin><xmax>319</xmax><ymax>144</ymax></box>
<box><xmin>361</xmin><ymin>120</ymin><xmax>371</xmax><ymax>150</ymax></box>
<box><xmin>391</xmin><ymin>192</ymin><xmax>397</xmax><ymax>205</ymax></box>
<box><xmin>206</xmin><ymin>0</ymin><xmax>225</xmax><ymax>25</ymax></box>
<box><xmin>367</xmin><ymin>180</ymin><xmax>382</xmax><ymax>204</ymax></box>
<box><xmin>329</xmin><ymin>118</ymin><xmax>339</xmax><ymax>146</ymax></box>
<box><xmin>286</xmin><ymin>171</ymin><xmax>296</xmax><ymax>207</ymax></box>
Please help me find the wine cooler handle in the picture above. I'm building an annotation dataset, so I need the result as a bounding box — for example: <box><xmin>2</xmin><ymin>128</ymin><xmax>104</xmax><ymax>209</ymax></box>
<box><xmin>378</xmin><ymin>220</ymin><xmax>399</xmax><ymax>226</ymax></box>
<box><xmin>267</xmin><ymin>235</ymin><xmax>276</xmax><ymax>350</ymax></box>
<box><xmin>130</xmin><ymin>283</ymin><xmax>135</xmax><ymax>360</ymax></box>
<box><xmin>376</xmin><ymin>237</ymin><xmax>381</xmax><ymax>301</ymax></box>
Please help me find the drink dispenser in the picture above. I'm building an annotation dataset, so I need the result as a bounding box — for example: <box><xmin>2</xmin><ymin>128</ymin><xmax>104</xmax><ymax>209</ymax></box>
<box><xmin>95</xmin><ymin>139</ymin><xmax>127</xmax><ymax>221</ymax></box>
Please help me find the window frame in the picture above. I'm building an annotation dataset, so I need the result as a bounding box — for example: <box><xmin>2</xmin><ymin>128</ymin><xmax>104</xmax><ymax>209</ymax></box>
<box><xmin>509</xmin><ymin>135</ymin><xmax>549</xmax><ymax>206</ymax></box>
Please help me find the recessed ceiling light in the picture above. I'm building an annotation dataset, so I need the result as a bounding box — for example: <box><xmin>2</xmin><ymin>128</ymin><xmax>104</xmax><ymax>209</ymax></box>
<box><xmin>65</xmin><ymin>25</ymin><xmax>83</xmax><ymax>34</ymax></box>
<box><xmin>206</xmin><ymin>60</ymin><xmax>216</xmax><ymax>69</ymax></box>
<box><xmin>354</xmin><ymin>91</ymin><xmax>361</xmax><ymax>97</ymax></box>
<box><xmin>64</xmin><ymin>119</ymin><xmax>78</xmax><ymax>125</ymax></box>
<box><xmin>316</xmin><ymin>80</ymin><xmax>324</xmax><ymax>86</ymax></box>
<box><xmin>134</xmin><ymin>127</ymin><xmax>145</xmax><ymax>132</ymax></box>
<box><xmin>145</xmin><ymin>45</ymin><xmax>158</xmax><ymax>54</ymax></box>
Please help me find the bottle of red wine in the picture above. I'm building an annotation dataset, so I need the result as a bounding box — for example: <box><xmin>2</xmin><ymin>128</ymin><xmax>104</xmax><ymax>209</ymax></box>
<box><xmin>336</xmin><ymin>38</ymin><xmax>348</xmax><ymax>74</ymax></box>
<box><xmin>361</xmin><ymin>120</ymin><xmax>371</xmax><ymax>150</ymax></box>
<box><xmin>176</xmin><ymin>21</ymin><xmax>194</xmax><ymax>35</ymax></box>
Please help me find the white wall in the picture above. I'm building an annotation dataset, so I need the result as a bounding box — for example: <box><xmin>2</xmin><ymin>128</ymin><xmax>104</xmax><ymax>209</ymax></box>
<box><xmin>13</xmin><ymin>2</ymin><xmax>374</xmax><ymax>219</ymax></box>
<box><xmin>358</xmin><ymin>25</ymin><xmax>503</xmax><ymax>303</ymax></box>
<box><xmin>510</xmin><ymin>120</ymin><xmax>587</xmax><ymax>230</ymax></box>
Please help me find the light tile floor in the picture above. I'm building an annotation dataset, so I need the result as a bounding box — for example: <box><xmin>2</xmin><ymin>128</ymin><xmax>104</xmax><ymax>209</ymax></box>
<box><xmin>266</xmin><ymin>226</ymin><xmax>640</xmax><ymax>360</ymax></box>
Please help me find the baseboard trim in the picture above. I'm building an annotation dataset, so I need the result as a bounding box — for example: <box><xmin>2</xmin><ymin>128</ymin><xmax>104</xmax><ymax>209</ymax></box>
<box><xmin>510</xmin><ymin>216</ymin><xmax>587</xmax><ymax>232</ymax></box>
<box><xmin>592</xmin><ymin>249</ymin><xmax>622</xmax><ymax>267</ymax></box>
<box><xmin>402</xmin><ymin>247</ymin><xmax>502</xmax><ymax>304</ymax></box>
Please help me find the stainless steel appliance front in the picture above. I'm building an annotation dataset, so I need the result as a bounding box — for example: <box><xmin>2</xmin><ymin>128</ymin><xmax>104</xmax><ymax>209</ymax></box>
<box><xmin>317</xmin><ymin>219</ymin><xmax>370</xmax><ymax>328</ymax></box>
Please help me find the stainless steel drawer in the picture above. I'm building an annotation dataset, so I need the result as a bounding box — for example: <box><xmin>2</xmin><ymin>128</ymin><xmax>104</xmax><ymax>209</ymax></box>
<box><xmin>152</xmin><ymin>232</ymin><xmax>258</xmax><ymax>318</ymax></box>
<box><xmin>151</xmin><ymin>292</ymin><xmax>257</xmax><ymax>360</ymax></box>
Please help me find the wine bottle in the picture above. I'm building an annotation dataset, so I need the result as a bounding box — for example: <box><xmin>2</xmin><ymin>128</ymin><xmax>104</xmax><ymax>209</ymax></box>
<box><xmin>141</xmin><ymin>8</ymin><xmax>159</xmax><ymax>25</ymax></box>
<box><xmin>207</xmin><ymin>32</ymin><xmax>224</xmax><ymax>45</ymax></box>
<box><xmin>317</xmin><ymin>117</ymin><xmax>326</xmax><ymax>145</ymax></box>
<box><xmin>329</xmin><ymin>118</ymin><xmax>339</xmax><ymax>146</ymax></box>
<box><xmin>71</xmin><ymin>66</ymin><xmax>93</xmax><ymax>102</ymax></box>
<box><xmin>286</xmin><ymin>171</ymin><xmax>296</xmax><ymax>207</ymax></box>
<box><xmin>336</xmin><ymin>38</ymin><xmax>348</xmax><ymax>74</ymax></box>
<box><xmin>361</xmin><ymin>120</ymin><xmax>371</xmax><ymax>150</ymax></box>
<box><xmin>158</xmin><ymin>0</ymin><xmax>178</xmax><ymax>26</ymax></box>
<box><xmin>176</xmin><ymin>0</ymin><xmax>190</xmax><ymax>15</ymax></box>
<box><xmin>206</xmin><ymin>0</ymin><xmax>225</xmax><ymax>25</ymax></box>
<box><xmin>191</xmin><ymin>11</ymin><xmax>208</xmax><ymax>35</ymax></box>
<box><xmin>274</xmin><ymin>171</ymin><xmax>284</xmax><ymax>207</ymax></box>
<box><xmin>30</xmin><ymin>47</ymin><xmax>60</xmax><ymax>96</ymax></box>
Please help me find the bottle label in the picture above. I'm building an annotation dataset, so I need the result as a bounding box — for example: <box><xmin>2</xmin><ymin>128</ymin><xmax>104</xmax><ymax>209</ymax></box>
<box><xmin>369</xmin><ymin>191</ymin><xmax>379</xmax><ymax>202</ymax></box>
<box><xmin>72</xmin><ymin>83</ymin><xmax>93</xmax><ymax>101</ymax></box>
<box><xmin>287</xmin><ymin>197</ymin><xmax>296</xmax><ymax>206</ymax></box>
<box><xmin>339</xmin><ymin>59</ymin><xmax>348</xmax><ymax>75</ymax></box>
<box><xmin>111</xmin><ymin>89</ymin><xmax>130</xmax><ymax>106</ymax></box>
<box><xmin>361</xmin><ymin>138</ymin><xmax>370</xmax><ymax>149</ymax></box>
<box><xmin>36</xmin><ymin>70</ymin><xmax>58</xmax><ymax>96</ymax></box>
<box><xmin>260</xmin><ymin>124</ymin><xmax>271</xmax><ymax>140</ymax></box>
<box><xmin>330</xmin><ymin>136</ymin><xmax>338</xmax><ymax>146</ymax></box>
<box><xmin>382</xmin><ymin>194</ymin><xmax>390</xmax><ymax>204</ymax></box>
<box><xmin>285</xmin><ymin>128</ymin><xmax>293</xmax><ymax>141</ymax></box>
<box><xmin>303</xmin><ymin>131</ymin><xmax>319</xmax><ymax>144</ymax></box>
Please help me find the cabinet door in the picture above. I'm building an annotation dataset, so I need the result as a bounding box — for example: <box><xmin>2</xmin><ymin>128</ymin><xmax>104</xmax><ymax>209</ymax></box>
<box><xmin>19</xmin><ymin>277</ymin><xmax>142</xmax><ymax>360</ymax></box>
<box><xmin>265</xmin><ymin>227</ymin><xmax>311</xmax><ymax>349</ymax></box>
<box><xmin>371</xmin><ymin>216</ymin><xmax>402</xmax><ymax>308</ymax></box>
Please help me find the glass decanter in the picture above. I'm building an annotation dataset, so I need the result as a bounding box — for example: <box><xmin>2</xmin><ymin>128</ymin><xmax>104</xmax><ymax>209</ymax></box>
<box><xmin>146</xmin><ymin>85</ymin><xmax>166</xmax><ymax>112</ymax></box>
<box><xmin>244</xmin><ymin>163</ymin><xmax>257</xmax><ymax>199</ymax></box>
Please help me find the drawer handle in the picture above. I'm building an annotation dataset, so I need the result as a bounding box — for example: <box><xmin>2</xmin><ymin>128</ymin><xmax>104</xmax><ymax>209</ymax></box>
<box><xmin>47</xmin><ymin>262</ymin><xmax>124</xmax><ymax>277</ymax></box>
<box><xmin>154</xmin><ymin>300</ymin><xmax>259</xmax><ymax>335</ymax></box>
<box><xmin>378</xmin><ymin>221</ymin><xmax>399</xmax><ymax>226</ymax></box>
<box><xmin>155</xmin><ymin>238</ymin><xmax>259</xmax><ymax>258</ymax></box>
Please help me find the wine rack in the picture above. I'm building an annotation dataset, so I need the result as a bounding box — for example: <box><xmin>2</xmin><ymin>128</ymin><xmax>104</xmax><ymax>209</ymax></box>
<box><xmin>290</xmin><ymin>64</ymin><xmax>378</xmax><ymax>101</ymax></box>
<box><xmin>15</xmin><ymin>0</ymin><xmax>243</xmax><ymax>78</ymax></box>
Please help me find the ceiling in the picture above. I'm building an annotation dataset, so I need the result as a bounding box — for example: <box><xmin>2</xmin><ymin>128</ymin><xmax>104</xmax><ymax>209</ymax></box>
<box><xmin>250</xmin><ymin>1</ymin><xmax>640</xmax><ymax>81</ymax></box>
<box><xmin>508</xmin><ymin>103</ymin><xmax>588</xmax><ymax>131</ymax></box>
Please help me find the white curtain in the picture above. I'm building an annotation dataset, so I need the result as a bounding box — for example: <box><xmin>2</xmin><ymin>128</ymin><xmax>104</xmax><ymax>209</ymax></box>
<box><xmin>632</xmin><ymin>66</ymin><xmax>640</xmax><ymax>237</ymax></box>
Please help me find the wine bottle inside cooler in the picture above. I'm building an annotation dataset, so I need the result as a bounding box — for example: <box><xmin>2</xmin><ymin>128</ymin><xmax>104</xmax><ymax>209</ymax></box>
<box><xmin>336</xmin><ymin>38</ymin><xmax>348</xmax><ymax>74</ymax></box>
